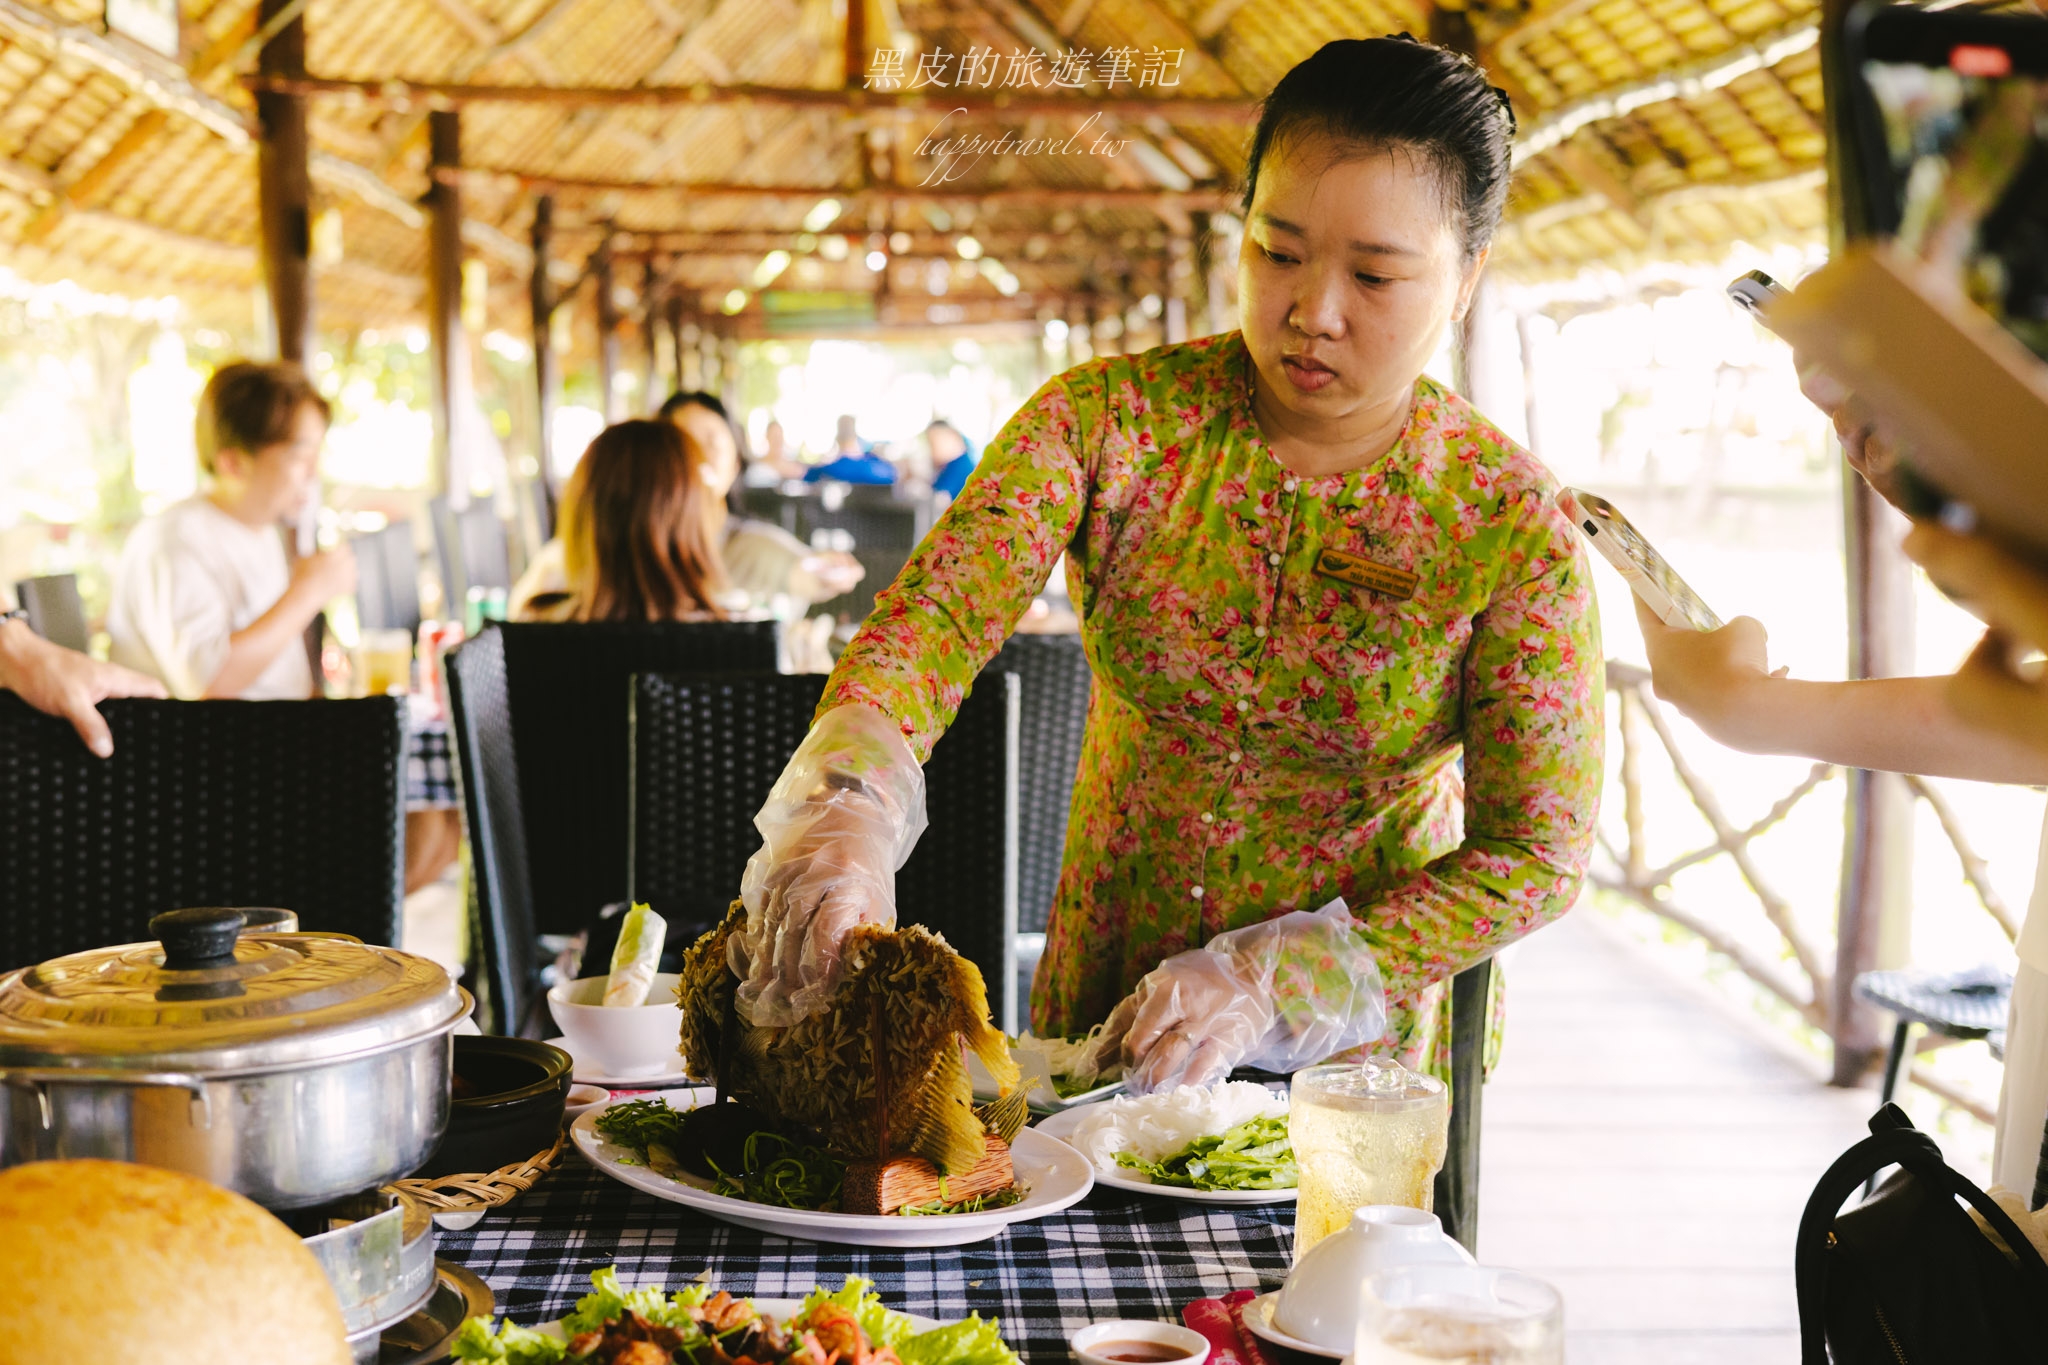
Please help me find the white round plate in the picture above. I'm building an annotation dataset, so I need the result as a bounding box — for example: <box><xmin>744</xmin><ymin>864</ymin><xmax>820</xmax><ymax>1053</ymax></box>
<box><xmin>528</xmin><ymin>1299</ymin><xmax>942</xmax><ymax>1342</ymax></box>
<box><xmin>545</xmin><ymin>1035</ymin><xmax>695</xmax><ymax>1089</ymax></box>
<box><xmin>573</xmin><ymin>1089</ymin><xmax>1095</xmax><ymax>1248</ymax></box>
<box><xmin>1033</xmin><ymin>1108</ymin><xmax>1297</xmax><ymax>1205</ymax></box>
<box><xmin>1241</xmin><ymin>1291</ymin><xmax>1347</xmax><ymax>1360</ymax></box>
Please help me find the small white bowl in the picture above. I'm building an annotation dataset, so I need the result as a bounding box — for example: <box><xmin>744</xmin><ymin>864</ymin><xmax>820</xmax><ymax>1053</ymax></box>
<box><xmin>563</xmin><ymin>1083</ymin><xmax>611</xmax><ymax>1121</ymax></box>
<box><xmin>1071</xmin><ymin>1320</ymin><xmax>1210</xmax><ymax>1365</ymax></box>
<box><xmin>546</xmin><ymin>972</ymin><xmax>682</xmax><ymax>1078</ymax></box>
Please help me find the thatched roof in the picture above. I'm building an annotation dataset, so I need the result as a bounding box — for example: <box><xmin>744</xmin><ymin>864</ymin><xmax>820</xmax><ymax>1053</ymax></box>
<box><xmin>0</xmin><ymin>0</ymin><xmax>1827</xmax><ymax>336</ymax></box>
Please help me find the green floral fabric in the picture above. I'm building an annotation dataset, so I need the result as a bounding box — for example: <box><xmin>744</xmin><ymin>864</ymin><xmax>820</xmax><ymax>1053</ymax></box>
<box><xmin>823</xmin><ymin>331</ymin><xmax>1604</xmax><ymax>1072</ymax></box>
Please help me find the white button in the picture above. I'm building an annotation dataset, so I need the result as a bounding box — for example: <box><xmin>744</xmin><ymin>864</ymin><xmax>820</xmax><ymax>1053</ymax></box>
<box><xmin>1201</xmin><ymin>812</ymin><xmax>1215</xmax><ymax>824</ymax></box>
<box><xmin>1253</xmin><ymin>626</ymin><xmax>1268</xmax><ymax>639</ymax></box>
<box><xmin>1267</xmin><ymin>553</ymin><xmax>1281</xmax><ymax>566</ymax></box>
<box><xmin>1284</xmin><ymin>479</ymin><xmax>1299</xmax><ymax>493</ymax></box>
<box><xmin>1236</xmin><ymin>699</ymin><xmax>1250</xmax><ymax>712</ymax></box>
<box><xmin>1190</xmin><ymin>885</ymin><xmax>1205</xmax><ymax>900</ymax></box>
<box><xmin>1227</xmin><ymin>750</ymin><xmax>1242</xmax><ymax>763</ymax></box>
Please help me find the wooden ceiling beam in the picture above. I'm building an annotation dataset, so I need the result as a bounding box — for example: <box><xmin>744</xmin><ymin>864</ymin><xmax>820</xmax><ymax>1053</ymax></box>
<box><xmin>1191</xmin><ymin>0</ymin><xmax>1250</xmax><ymax>41</ymax></box>
<box><xmin>440</xmin><ymin>167</ymin><xmax>1236</xmax><ymax>208</ymax></box>
<box><xmin>240</xmin><ymin>72</ymin><xmax>1261</xmax><ymax>119</ymax></box>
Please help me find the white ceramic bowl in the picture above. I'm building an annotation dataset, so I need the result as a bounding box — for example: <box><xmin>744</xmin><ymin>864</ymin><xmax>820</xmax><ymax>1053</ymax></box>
<box><xmin>1070</xmin><ymin>1321</ymin><xmax>1210</xmax><ymax>1365</ymax></box>
<box><xmin>1276</xmin><ymin>1205</ymin><xmax>1475</xmax><ymax>1352</ymax></box>
<box><xmin>546</xmin><ymin>972</ymin><xmax>683</xmax><ymax>1078</ymax></box>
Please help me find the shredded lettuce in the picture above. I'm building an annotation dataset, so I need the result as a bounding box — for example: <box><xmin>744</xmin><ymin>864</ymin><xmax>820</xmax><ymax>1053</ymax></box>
<box><xmin>1111</xmin><ymin>1115</ymin><xmax>1296</xmax><ymax>1190</ymax></box>
<box><xmin>898</xmin><ymin>1313</ymin><xmax>1023</xmax><ymax>1365</ymax></box>
<box><xmin>792</xmin><ymin>1275</ymin><xmax>915</xmax><ymax>1349</ymax></box>
<box><xmin>449</xmin><ymin>1316</ymin><xmax>567</xmax><ymax>1365</ymax></box>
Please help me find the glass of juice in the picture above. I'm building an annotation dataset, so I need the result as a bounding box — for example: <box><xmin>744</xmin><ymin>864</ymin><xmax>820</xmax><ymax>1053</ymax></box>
<box><xmin>1289</xmin><ymin>1059</ymin><xmax>1449</xmax><ymax>1257</ymax></box>
<box><xmin>1355</xmin><ymin>1265</ymin><xmax>1563</xmax><ymax>1364</ymax></box>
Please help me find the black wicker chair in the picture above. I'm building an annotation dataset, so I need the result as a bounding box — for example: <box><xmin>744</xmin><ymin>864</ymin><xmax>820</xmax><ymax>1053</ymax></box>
<box><xmin>444</xmin><ymin>629</ymin><xmax>539</xmax><ymax>1036</ymax></box>
<box><xmin>986</xmin><ymin>633</ymin><xmax>1091</xmax><ymax>937</ymax></box>
<box><xmin>13</xmin><ymin>573</ymin><xmax>89</xmax><ymax>654</ymax></box>
<box><xmin>430</xmin><ymin>497</ymin><xmax>514</xmax><ymax>608</ymax></box>
<box><xmin>629</xmin><ymin>670</ymin><xmax>1021</xmax><ymax>1030</ymax></box>
<box><xmin>351</xmin><ymin>520</ymin><xmax>423</xmax><ymax>637</ymax></box>
<box><xmin>494</xmin><ymin>620</ymin><xmax>779</xmax><ymax>939</ymax></box>
<box><xmin>797</xmin><ymin>487</ymin><xmax>933</xmax><ymax>627</ymax></box>
<box><xmin>0</xmin><ymin>693</ymin><xmax>407</xmax><ymax>969</ymax></box>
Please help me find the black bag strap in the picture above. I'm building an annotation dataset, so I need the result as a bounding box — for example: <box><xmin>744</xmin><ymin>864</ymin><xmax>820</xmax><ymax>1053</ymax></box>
<box><xmin>1797</xmin><ymin>1123</ymin><xmax>2048</xmax><ymax>1365</ymax></box>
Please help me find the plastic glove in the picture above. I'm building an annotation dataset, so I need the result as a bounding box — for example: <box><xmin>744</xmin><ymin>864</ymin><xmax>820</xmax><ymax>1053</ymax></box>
<box><xmin>1082</xmin><ymin>898</ymin><xmax>1389</xmax><ymax>1093</ymax></box>
<box><xmin>728</xmin><ymin>703</ymin><xmax>927</xmax><ymax>1027</ymax></box>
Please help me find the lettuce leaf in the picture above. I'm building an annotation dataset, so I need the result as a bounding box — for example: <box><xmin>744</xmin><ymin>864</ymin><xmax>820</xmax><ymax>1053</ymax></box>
<box><xmin>562</xmin><ymin>1265</ymin><xmax>710</xmax><ymax>1335</ymax></box>
<box><xmin>791</xmin><ymin>1275</ymin><xmax>915</xmax><ymax>1350</ymax></box>
<box><xmin>1111</xmin><ymin>1115</ymin><xmax>1296</xmax><ymax>1191</ymax></box>
<box><xmin>449</xmin><ymin>1316</ymin><xmax>567</xmax><ymax>1365</ymax></box>
<box><xmin>898</xmin><ymin>1313</ymin><xmax>1022</xmax><ymax>1365</ymax></box>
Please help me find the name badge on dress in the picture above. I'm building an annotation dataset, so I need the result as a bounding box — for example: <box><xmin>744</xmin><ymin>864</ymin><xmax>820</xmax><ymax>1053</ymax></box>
<box><xmin>1314</xmin><ymin>547</ymin><xmax>1419</xmax><ymax>600</ymax></box>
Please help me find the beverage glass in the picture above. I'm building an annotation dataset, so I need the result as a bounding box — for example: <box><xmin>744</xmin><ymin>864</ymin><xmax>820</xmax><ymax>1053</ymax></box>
<box><xmin>1355</xmin><ymin>1265</ymin><xmax>1563</xmax><ymax>1364</ymax></box>
<box><xmin>1289</xmin><ymin>1060</ymin><xmax>1449</xmax><ymax>1257</ymax></box>
<box><xmin>355</xmin><ymin>628</ymin><xmax>415</xmax><ymax>697</ymax></box>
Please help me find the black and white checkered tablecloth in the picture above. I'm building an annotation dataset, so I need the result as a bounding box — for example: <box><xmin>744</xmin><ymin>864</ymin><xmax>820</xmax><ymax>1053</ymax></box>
<box><xmin>437</xmin><ymin>1152</ymin><xmax>1293</xmax><ymax>1359</ymax></box>
<box><xmin>407</xmin><ymin>719</ymin><xmax>460</xmax><ymax>812</ymax></box>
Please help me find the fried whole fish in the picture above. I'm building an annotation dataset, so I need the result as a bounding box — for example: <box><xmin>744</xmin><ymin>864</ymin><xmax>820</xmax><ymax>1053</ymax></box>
<box><xmin>676</xmin><ymin>902</ymin><xmax>1022</xmax><ymax>1177</ymax></box>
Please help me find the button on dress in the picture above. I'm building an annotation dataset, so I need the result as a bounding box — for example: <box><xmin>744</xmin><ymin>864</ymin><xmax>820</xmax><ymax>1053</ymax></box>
<box><xmin>824</xmin><ymin>332</ymin><xmax>1604</xmax><ymax>1073</ymax></box>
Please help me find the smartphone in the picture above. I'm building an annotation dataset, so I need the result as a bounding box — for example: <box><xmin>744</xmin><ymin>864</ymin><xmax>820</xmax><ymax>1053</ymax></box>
<box><xmin>1726</xmin><ymin>269</ymin><xmax>1789</xmax><ymax>323</ymax></box>
<box><xmin>1558</xmin><ymin>488</ymin><xmax>1723</xmax><ymax>632</ymax></box>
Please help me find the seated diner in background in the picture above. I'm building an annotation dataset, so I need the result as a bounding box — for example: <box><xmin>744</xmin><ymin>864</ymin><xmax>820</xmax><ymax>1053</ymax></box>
<box><xmin>107</xmin><ymin>361</ymin><xmax>355</xmax><ymax>700</ymax></box>
<box><xmin>802</xmin><ymin>414</ymin><xmax>897</xmax><ymax>485</ymax></box>
<box><xmin>510</xmin><ymin>395</ymin><xmax>864</xmax><ymax>621</ymax></box>
<box><xmin>518</xmin><ymin>419</ymin><xmax>731</xmax><ymax>623</ymax></box>
<box><xmin>926</xmin><ymin>419</ymin><xmax>979</xmax><ymax>499</ymax></box>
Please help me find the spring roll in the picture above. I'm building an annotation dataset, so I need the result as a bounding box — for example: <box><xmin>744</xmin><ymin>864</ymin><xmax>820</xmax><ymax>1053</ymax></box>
<box><xmin>603</xmin><ymin>903</ymin><xmax>667</xmax><ymax>1007</ymax></box>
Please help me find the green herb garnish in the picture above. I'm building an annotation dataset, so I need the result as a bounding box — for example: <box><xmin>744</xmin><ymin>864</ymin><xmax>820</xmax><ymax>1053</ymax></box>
<box><xmin>707</xmin><ymin>1130</ymin><xmax>847</xmax><ymax>1211</ymax></box>
<box><xmin>1111</xmin><ymin>1115</ymin><xmax>1296</xmax><ymax>1191</ymax></box>
<box><xmin>895</xmin><ymin>1186</ymin><xmax>1026</xmax><ymax>1216</ymax></box>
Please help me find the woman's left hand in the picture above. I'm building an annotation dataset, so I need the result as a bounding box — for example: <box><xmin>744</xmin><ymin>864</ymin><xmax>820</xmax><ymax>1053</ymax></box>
<box><xmin>1903</xmin><ymin>522</ymin><xmax>2048</xmax><ymax>757</ymax></box>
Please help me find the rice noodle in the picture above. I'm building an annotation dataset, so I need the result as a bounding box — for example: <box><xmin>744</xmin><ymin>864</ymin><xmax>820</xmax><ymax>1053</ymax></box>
<box><xmin>1056</xmin><ymin>1081</ymin><xmax>1288</xmax><ymax>1172</ymax></box>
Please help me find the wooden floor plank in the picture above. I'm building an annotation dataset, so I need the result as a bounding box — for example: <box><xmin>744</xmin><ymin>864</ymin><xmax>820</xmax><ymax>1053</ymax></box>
<box><xmin>1475</xmin><ymin>909</ymin><xmax>1876</xmax><ymax>1363</ymax></box>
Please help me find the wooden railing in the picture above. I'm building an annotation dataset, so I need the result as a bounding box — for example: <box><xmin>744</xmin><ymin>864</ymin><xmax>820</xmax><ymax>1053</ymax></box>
<box><xmin>1595</xmin><ymin>661</ymin><xmax>2018</xmax><ymax>1080</ymax></box>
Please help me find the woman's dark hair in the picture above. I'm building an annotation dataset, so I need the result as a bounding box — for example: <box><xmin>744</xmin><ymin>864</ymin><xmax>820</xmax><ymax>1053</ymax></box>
<box><xmin>1240</xmin><ymin>36</ymin><xmax>1517</xmax><ymax>259</ymax></box>
<box><xmin>657</xmin><ymin>389</ymin><xmax>728</xmax><ymax>422</ymax></box>
<box><xmin>196</xmin><ymin>360</ymin><xmax>332</xmax><ymax>475</ymax></box>
<box><xmin>561</xmin><ymin>419</ymin><xmax>726</xmax><ymax>622</ymax></box>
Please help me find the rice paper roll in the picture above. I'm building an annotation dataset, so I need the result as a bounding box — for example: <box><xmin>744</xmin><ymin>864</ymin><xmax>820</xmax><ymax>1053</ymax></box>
<box><xmin>603</xmin><ymin>903</ymin><xmax>667</xmax><ymax>1007</ymax></box>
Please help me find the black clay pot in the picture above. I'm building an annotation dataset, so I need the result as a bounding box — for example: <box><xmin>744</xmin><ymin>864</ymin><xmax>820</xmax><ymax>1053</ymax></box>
<box><xmin>412</xmin><ymin>1036</ymin><xmax>572</xmax><ymax>1179</ymax></box>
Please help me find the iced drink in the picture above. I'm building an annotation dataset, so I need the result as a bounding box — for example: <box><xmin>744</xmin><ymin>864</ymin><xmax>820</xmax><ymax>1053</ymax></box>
<box><xmin>1289</xmin><ymin>1060</ymin><xmax>1448</xmax><ymax>1256</ymax></box>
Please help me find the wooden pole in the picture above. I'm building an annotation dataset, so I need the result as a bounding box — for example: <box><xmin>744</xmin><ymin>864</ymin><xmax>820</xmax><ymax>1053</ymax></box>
<box><xmin>594</xmin><ymin>230</ymin><xmax>622</xmax><ymax>422</ymax></box>
<box><xmin>255</xmin><ymin>0</ymin><xmax>313</xmax><ymax>363</ymax></box>
<box><xmin>529</xmin><ymin>193</ymin><xmax>559</xmax><ymax>527</ymax></box>
<box><xmin>1164</xmin><ymin>230</ymin><xmax>1191</xmax><ymax>344</ymax></box>
<box><xmin>1820</xmin><ymin>0</ymin><xmax>1912</xmax><ymax>1086</ymax></box>
<box><xmin>666</xmin><ymin>293</ymin><xmax>685</xmax><ymax>392</ymax></box>
<box><xmin>641</xmin><ymin>257</ymin><xmax>662</xmax><ymax>412</ymax></box>
<box><xmin>843</xmin><ymin>0</ymin><xmax>867</xmax><ymax>90</ymax></box>
<box><xmin>426</xmin><ymin>109</ymin><xmax>464</xmax><ymax>502</ymax></box>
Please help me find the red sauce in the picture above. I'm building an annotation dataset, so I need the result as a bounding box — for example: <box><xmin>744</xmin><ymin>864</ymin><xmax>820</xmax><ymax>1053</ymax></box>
<box><xmin>1093</xmin><ymin>1344</ymin><xmax>1191</xmax><ymax>1363</ymax></box>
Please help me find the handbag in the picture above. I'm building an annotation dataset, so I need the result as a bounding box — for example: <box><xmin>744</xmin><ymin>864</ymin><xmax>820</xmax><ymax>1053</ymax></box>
<box><xmin>1795</xmin><ymin>1102</ymin><xmax>2048</xmax><ymax>1363</ymax></box>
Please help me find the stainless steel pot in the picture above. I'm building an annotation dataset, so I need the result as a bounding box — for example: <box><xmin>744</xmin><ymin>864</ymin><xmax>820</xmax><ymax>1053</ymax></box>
<box><xmin>0</xmin><ymin>907</ymin><xmax>470</xmax><ymax>1209</ymax></box>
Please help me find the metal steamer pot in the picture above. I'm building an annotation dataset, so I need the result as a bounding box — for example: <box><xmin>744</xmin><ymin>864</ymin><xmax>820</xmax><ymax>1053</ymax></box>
<box><xmin>0</xmin><ymin>907</ymin><xmax>470</xmax><ymax>1209</ymax></box>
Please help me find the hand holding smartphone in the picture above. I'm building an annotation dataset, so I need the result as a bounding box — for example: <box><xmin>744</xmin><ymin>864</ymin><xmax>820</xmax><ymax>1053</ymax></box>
<box><xmin>1558</xmin><ymin>488</ymin><xmax>1722</xmax><ymax>632</ymax></box>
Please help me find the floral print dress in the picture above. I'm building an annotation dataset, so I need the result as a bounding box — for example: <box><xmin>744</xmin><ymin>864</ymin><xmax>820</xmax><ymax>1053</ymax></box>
<box><xmin>824</xmin><ymin>331</ymin><xmax>1604</xmax><ymax>1073</ymax></box>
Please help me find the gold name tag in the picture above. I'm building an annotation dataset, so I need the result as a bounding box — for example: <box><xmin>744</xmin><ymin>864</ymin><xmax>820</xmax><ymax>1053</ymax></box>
<box><xmin>1315</xmin><ymin>547</ymin><xmax>1419</xmax><ymax>600</ymax></box>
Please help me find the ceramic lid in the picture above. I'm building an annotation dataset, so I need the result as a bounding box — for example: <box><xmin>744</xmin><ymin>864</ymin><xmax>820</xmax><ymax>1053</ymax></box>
<box><xmin>0</xmin><ymin>907</ymin><xmax>468</xmax><ymax>1073</ymax></box>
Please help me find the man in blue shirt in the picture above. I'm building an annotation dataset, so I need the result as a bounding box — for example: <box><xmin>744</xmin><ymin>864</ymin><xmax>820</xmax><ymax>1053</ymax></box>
<box><xmin>803</xmin><ymin>414</ymin><xmax>897</xmax><ymax>485</ymax></box>
<box><xmin>927</xmin><ymin>419</ymin><xmax>979</xmax><ymax>498</ymax></box>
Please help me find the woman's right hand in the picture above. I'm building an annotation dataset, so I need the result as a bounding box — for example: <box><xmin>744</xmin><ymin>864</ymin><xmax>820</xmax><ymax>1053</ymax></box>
<box><xmin>291</xmin><ymin>543</ymin><xmax>357</xmax><ymax>604</ymax></box>
<box><xmin>1796</xmin><ymin>352</ymin><xmax>1908</xmax><ymax>510</ymax></box>
<box><xmin>1633</xmin><ymin>594</ymin><xmax>1784</xmax><ymax>750</ymax></box>
<box><xmin>729</xmin><ymin>703</ymin><xmax>928</xmax><ymax>1027</ymax></box>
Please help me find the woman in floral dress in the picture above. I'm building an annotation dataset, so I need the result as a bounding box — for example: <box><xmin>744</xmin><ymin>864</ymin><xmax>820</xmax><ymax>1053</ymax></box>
<box><xmin>729</xmin><ymin>36</ymin><xmax>1604</xmax><ymax>1091</ymax></box>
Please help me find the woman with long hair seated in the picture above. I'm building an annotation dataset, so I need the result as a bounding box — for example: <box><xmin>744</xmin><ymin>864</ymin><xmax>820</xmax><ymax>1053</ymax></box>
<box><xmin>519</xmin><ymin>418</ymin><xmax>729</xmax><ymax>622</ymax></box>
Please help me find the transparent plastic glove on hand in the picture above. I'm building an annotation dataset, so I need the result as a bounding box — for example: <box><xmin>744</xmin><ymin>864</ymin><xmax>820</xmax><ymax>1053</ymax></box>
<box><xmin>1086</xmin><ymin>898</ymin><xmax>1389</xmax><ymax>1094</ymax></box>
<box><xmin>729</xmin><ymin>703</ymin><xmax>927</xmax><ymax>1028</ymax></box>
